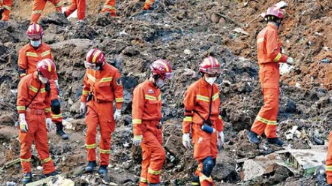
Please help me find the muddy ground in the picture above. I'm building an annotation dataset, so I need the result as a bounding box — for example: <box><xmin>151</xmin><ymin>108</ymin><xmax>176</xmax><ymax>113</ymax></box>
<box><xmin>0</xmin><ymin>0</ymin><xmax>332</xmax><ymax>185</ymax></box>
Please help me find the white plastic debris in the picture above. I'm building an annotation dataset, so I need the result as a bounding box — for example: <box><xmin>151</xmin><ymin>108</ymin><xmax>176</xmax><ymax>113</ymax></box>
<box><xmin>37</xmin><ymin>166</ymin><xmax>43</xmax><ymax>171</ymax></box>
<box><xmin>279</xmin><ymin>63</ymin><xmax>293</xmax><ymax>75</ymax></box>
<box><xmin>184</xmin><ymin>49</ymin><xmax>191</xmax><ymax>55</ymax></box>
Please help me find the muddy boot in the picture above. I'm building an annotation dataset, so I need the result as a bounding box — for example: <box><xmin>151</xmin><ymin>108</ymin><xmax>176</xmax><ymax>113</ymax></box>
<box><xmin>267</xmin><ymin>138</ymin><xmax>284</xmax><ymax>147</ymax></box>
<box><xmin>85</xmin><ymin>161</ymin><xmax>97</xmax><ymax>172</ymax></box>
<box><xmin>191</xmin><ymin>174</ymin><xmax>200</xmax><ymax>186</ymax></box>
<box><xmin>98</xmin><ymin>165</ymin><xmax>108</xmax><ymax>177</ymax></box>
<box><xmin>22</xmin><ymin>172</ymin><xmax>32</xmax><ymax>184</ymax></box>
<box><xmin>148</xmin><ymin>183</ymin><xmax>161</xmax><ymax>186</ymax></box>
<box><xmin>0</xmin><ymin>8</ymin><xmax>3</xmax><ymax>20</ymax></box>
<box><xmin>247</xmin><ymin>130</ymin><xmax>260</xmax><ymax>144</ymax></box>
<box><xmin>56</xmin><ymin>122</ymin><xmax>69</xmax><ymax>140</ymax></box>
<box><xmin>45</xmin><ymin>171</ymin><xmax>58</xmax><ymax>177</ymax></box>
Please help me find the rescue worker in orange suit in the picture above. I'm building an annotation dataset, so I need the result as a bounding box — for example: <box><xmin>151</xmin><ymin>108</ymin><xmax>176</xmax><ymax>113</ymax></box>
<box><xmin>182</xmin><ymin>56</ymin><xmax>225</xmax><ymax>186</ymax></box>
<box><xmin>247</xmin><ymin>6</ymin><xmax>294</xmax><ymax>147</ymax></box>
<box><xmin>64</xmin><ymin>0</ymin><xmax>86</xmax><ymax>20</ymax></box>
<box><xmin>18</xmin><ymin>23</ymin><xmax>69</xmax><ymax>140</ymax></box>
<box><xmin>326</xmin><ymin>132</ymin><xmax>332</xmax><ymax>185</ymax></box>
<box><xmin>31</xmin><ymin>0</ymin><xmax>63</xmax><ymax>23</ymax></box>
<box><xmin>132</xmin><ymin>59</ymin><xmax>173</xmax><ymax>186</ymax></box>
<box><xmin>100</xmin><ymin>0</ymin><xmax>154</xmax><ymax>17</ymax></box>
<box><xmin>0</xmin><ymin>0</ymin><xmax>12</xmax><ymax>21</ymax></box>
<box><xmin>143</xmin><ymin>0</ymin><xmax>154</xmax><ymax>10</ymax></box>
<box><xmin>101</xmin><ymin>0</ymin><xmax>116</xmax><ymax>17</ymax></box>
<box><xmin>79</xmin><ymin>48</ymin><xmax>124</xmax><ymax>177</ymax></box>
<box><xmin>17</xmin><ymin>59</ymin><xmax>58</xmax><ymax>184</ymax></box>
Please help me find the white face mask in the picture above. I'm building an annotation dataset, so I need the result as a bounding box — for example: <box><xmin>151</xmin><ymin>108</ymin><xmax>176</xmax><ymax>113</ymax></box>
<box><xmin>155</xmin><ymin>78</ymin><xmax>165</xmax><ymax>88</ymax></box>
<box><xmin>38</xmin><ymin>75</ymin><xmax>48</xmax><ymax>84</ymax></box>
<box><xmin>205</xmin><ymin>77</ymin><xmax>216</xmax><ymax>85</ymax></box>
<box><xmin>30</xmin><ymin>40</ymin><xmax>41</xmax><ymax>47</ymax></box>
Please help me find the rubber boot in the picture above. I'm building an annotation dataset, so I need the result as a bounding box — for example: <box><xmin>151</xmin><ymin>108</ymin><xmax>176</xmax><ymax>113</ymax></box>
<box><xmin>0</xmin><ymin>8</ymin><xmax>4</xmax><ymax>20</ymax></box>
<box><xmin>22</xmin><ymin>172</ymin><xmax>32</xmax><ymax>184</ymax></box>
<box><xmin>191</xmin><ymin>174</ymin><xmax>200</xmax><ymax>186</ymax></box>
<box><xmin>247</xmin><ymin>130</ymin><xmax>260</xmax><ymax>144</ymax></box>
<box><xmin>267</xmin><ymin>138</ymin><xmax>284</xmax><ymax>147</ymax></box>
<box><xmin>98</xmin><ymin>165</ymin><xmax>108</xmax><ymax>177</ymax></box>
<box><xmin>85</xmin><ymin>161</ymin><xmax>97</xmax><ymax>172</ymax></box>
<box><xmin>56</xmin><ymin>122</ymin><xmax>69</xmax><ymax>140</ymax></box>
<box><xmin>45</xmin><ymin>171</ymin><xmax>58</xmax><ymax>177</ymax></box>
<box><xmin>148</xmin><ymin>183</ymin><xmax>161</xmax><ymax>186</ymax></box>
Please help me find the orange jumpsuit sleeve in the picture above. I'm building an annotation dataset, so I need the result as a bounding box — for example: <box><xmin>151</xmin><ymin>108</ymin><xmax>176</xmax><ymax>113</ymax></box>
<box><xmin>112</xmin><ymin>70</ymin><xmax>124</xmax><ymax>109</ymax></box>
<box><xmin>215</xmin><ymin>115</ymin><xmax>224</xmax><ymax>132</ymax></box>
<box><xmin>49</xmin><ymin>51</ymin><xmax>59</xmax><ymax>80</ymax></box>
<box><xmin>17</xmin><ymin>78</ymin><xmax>29</xmax><ymax>114</ymax></box>
<box><xmin>182</xmin><ymin>86</ymin><xmax>196</xmax><ymax>133</ymax></box>
<box><xmin>44</xmin><ymin>89</ymin><xmax>52</xmax><ymax>118</ymax></box>
<box><xmin>80</xmin><ymin>72</ymin><xmax>90</xmax><ymax>102</ymax></box>
<box><xmin>266</xmin><ymin>29</ymin><xmax>288</xmax><ymax>63</ymax></box>
<box><xmin>132</xmin><ymin>85</ymin><xmax>145</xmax><ymax>136</ymax></box>
<box><xmin>18</xmin><ymin>48</ymin><xmax>28</xmax><ymax>78</ymax></box>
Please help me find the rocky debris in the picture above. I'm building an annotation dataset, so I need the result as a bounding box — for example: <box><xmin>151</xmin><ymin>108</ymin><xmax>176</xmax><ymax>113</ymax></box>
<box><xmin>40</xmin><ymin>12</ymin><xmax>70</xmax><ymax>26</ymax></box>
<box><xmin>0</xmin><ymin>0</ymin><xmax>332</xmax><ymax>185</ymax></box>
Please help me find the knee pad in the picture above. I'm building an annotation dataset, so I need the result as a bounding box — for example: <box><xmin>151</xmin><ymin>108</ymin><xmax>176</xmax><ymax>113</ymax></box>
<box><xmin>51</xmin><ymin>99</ymin><xmax>61</xmax><ymax>114</ymax></box>
<box><xmin>202</xmin><ymin>156</ymin><xmax>215</xmax><ymax>177</ymax></box>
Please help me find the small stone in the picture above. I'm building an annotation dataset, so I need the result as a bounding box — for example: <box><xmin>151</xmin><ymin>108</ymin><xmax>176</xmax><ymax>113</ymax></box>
<box><xmin>211</xmin><ymin>13</ymin><xmax>220</xmax><ymax>23</ymax></box>
<box><xmin>184</xmin><ymin>49</ymin><xmax>191</xmax><ymax>55</ymax></box>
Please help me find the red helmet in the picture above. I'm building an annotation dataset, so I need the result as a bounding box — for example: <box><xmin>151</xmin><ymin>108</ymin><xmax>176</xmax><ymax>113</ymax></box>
<box><xmin>86</xmin><ymin>49</ymin><xmax>105</xmax><ymax>64</ymax></box>
<box><xmin>37</xmin><ymin>58</ymin><xmax>56</xmax><ymax>79</ymax></box>
<box><xmin>264</xmin><ymin>6</ymin><xmax>285</xmax><ymax>19</ymax></box>
<box><xmin>26</xmin><ymin>23</ymin><xmax>44</xmax><ymax>40</ymax></box>
<box><xmin>199</xmin><ymin>56</ymin><xmax>221</xmax><ymax>75</ymax></box>
<box><xmin>150</xmin><ymin>59</ymin><xmax>173</xmax><ymax>80</ymax></box>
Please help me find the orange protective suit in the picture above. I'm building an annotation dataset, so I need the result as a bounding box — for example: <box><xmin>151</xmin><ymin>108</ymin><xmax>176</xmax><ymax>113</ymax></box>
<box><xmin>326</xmin><ymin>131</ymin><xmax>332</xmax><ymax>184</ymax></box>
<box><xmin>182</xmin><ymin>78</ymin><xmax>224</xmax><ymax>186</ymax></box>
<box><xmin>18</xmin><ymin>42</ymin><xmax>63</xmax><ymax>124</ymax></box>
<box><xmin>251</xmin><ymin>23</ymin><xmax>288</xmax><ymax>138</ymax></box>
<box><xmin>132</xmin><ymin>80</ymin><xmax>165</xmax><ymax>186</ymax></box>
<box><xmin>0</xmin><ymin>0</ymin><xmax>12</xmax><ymax>21</ymax></box>
<box><xmin>143</xmin><ymin>0</ymin><xmax>155</xmax><ymax>10</ymax></box>
<box><xmin>101</xmin><ymin>0</ymin><xmax>116</xmax><ymax>17</ymax></box>
<box><xmin>81</xmin><ymin>63</ymin><xmax>123</xmax><ymax>166</ymax></box>
<box><xmin>64</xmin><ymin>0</ymin><xmax>86</xmax><ymax>20</ymax></box>
<box><xmin>31</xmin><ymin>0</ymin><xmax>63</xmax><ymax>23</ymax></box>
<box><xmin>17</xmin><ymin>73</ymin><xmax>55</xmax><ymax>174</ymax></box>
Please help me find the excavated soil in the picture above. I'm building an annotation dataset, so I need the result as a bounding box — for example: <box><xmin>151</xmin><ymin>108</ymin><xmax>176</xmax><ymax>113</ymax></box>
<box><xmin>0</xmin><ymin>0</ymin><xmax>331</xmax><ymax>185</ymax></box>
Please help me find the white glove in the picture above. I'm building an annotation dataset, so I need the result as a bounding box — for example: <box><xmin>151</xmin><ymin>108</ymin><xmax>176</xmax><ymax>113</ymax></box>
<box><xmin>286</xmin><ymin>57</ymin><xmax>294</xmax><ymax>65</ymax></box>
<box><xmin>182</xmin><ymin>133</ymin><xmax>191</xmax><ymax>149</ymax></box>
<box><xmin>46</xmin><ymin>118</ymin><xmax>54</xmax><ymax>132</ymax></box>
<box><xmin>80</xmin><ymin>102</ymin><xmax>87</xmax><ymax>114</ymax></box>
<box><xmin>217</xmin><ymin>131</ymin><xmax>225</xmax><ymax>149</ymax></box>
<box><xmin>133</xmin><ymin>135</ymin><xmax>143</xmax><ymax>146</ymax></box>
<box><xmin>19</xmin><ymin>114</ymin><xmax>28</xmax><ymax>133</ymax></box>
<box><xmin>114</xmin><ymin>109</ymin><xmax>121</xmax><ymax>121</ymax></box>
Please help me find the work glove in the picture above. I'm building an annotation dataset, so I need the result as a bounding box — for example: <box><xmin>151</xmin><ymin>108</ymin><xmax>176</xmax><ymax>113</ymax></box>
<box><xmin>133</xmin><ymin>135</ymin><xmax>143</xmax><ymax>146</ymax></box>
<box><xmin>46</xmin><ymin>118</ymin><xmax>54</xmax><ymax>132</ymax></box>
<box><xmin>286</xmin><ymin>57</ymin><xmax>294</xmax><ymax>65</ymax></box>
<box><xmin>54</xmin><ymin>80</ymin><xmax>63</xmax><ymax>97</ymax></box>
<box><xmin>217</xmin><ymin>131</ymin><xmax>225</xmax><ymax>149</ymax></box>
<box><xmin>113</xmin><ymin>109</ymin><xmax>121</xmax><ymax>121</ymax></box>
<box><xmin>19</xmin><ymin>114</ymin><xmax>28</xmax><ymax>133</ymax></box>
<box><xmin>182</xmin><ymin>133</ymin><xmax>191</xmax><ymax>149</ymax></box>
<box><xmin>80</xmin><ymin>102</ymin><xmax>87</xmax><ymax>115</ymax></box>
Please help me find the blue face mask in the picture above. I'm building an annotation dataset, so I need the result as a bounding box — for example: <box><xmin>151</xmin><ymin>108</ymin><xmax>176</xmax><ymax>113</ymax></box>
<box><xmin>30</xmin><ymin>40</ymin><xmax>41</xmax><ymax>47</ymax></box>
